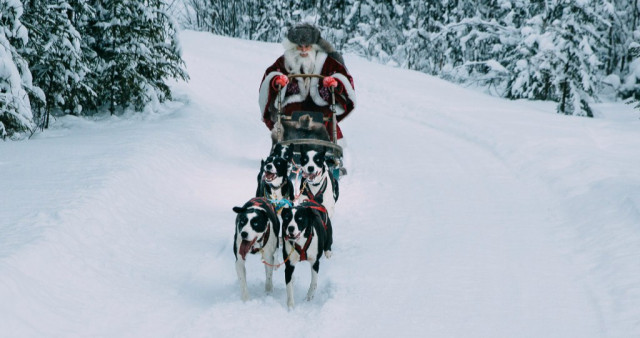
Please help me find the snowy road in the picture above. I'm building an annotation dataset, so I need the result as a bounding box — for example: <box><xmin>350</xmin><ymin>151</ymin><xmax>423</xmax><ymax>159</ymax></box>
<box><xmin>1</xmin><ymin>31</ymin><xmax>639</xmax><ymax>337</ymax></box>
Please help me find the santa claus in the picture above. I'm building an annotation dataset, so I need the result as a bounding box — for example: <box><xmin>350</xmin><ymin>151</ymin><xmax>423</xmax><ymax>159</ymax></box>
<box><xmin>258</xmin><ymin>23</ymin><xmax>356</xmax><ymax>140</ymax></box>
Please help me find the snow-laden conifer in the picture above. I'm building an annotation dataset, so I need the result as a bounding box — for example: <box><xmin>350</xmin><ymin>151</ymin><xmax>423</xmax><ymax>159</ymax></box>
<box><xmin>22</xmin><ymin>0</ymin><xmax>93</xmax><ymax>129</ymax></box>
<box><xmin>0</xmin><ymin>0</ymin><xmax>38</xmax><ymax>139</ymax></box>
<box><xmin>87</xmin><ymin>0</ymin><xmax>188</xmax><ymax>114</ymax></box>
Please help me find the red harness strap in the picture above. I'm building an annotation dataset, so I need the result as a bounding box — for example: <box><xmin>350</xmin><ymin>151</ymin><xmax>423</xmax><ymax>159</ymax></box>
<box><xmin>302</xmin><ymin>176</ymin><xmax>328</xmax><ymax>202</ymax></box>
<box><xmin>304</xmin><ymin>200</ymin><xmax>328</xmax><ymax>231</ymax></box>
<box><xmin>293</xmin><ymin>231</ymin><xmax>313</xmax><ymax>261</ymax></box>
<box><xmin>249</xmin><ymin>197</ymin><xmax>276</xmax><ymax>215</ymax></box>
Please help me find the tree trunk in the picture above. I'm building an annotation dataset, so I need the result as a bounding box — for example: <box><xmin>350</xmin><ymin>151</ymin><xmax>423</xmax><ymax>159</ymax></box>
<box><xmin>45</xmin><ymin>106</ymin><xmax>50</xmax><ymax>129</ymax></box>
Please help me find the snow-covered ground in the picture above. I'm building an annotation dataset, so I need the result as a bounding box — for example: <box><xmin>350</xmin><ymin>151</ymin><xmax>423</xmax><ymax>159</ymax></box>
<box><xmin>2</xmin><ymin>30</ymin><xmax>640</xmax><ymax>337</ymax></box>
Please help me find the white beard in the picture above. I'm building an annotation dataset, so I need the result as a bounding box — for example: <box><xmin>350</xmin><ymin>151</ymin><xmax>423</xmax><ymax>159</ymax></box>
<box><xmin>284</xmin><ymin>49</ymin><xmax>317</xmax><ymax>95</ymax></box>
<box><xmin>284</xmin><ymin>49</ymin><xmax>317</xmax><ymax>75</ymax></box>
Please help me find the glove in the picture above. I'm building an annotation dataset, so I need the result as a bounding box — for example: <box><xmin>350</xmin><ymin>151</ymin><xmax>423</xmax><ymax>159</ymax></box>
<box><xmin>273</xmin><ymin>75</ymin><xmax>289</xmax><ymax>88</ymax></box>
<box><xmin>323</xmin><ymin>76</ymin><xmax>338</xmax><ymax>88</ymax></box>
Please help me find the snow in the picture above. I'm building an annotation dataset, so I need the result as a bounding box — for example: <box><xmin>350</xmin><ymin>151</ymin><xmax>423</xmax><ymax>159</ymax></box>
<box><xmin>2</xmin><ymin>30</ymin><xmax>640</xmax><ymax>337</ymax></box>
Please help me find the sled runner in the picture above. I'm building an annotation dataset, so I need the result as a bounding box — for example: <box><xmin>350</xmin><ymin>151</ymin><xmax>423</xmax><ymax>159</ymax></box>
<box><xmin>272</xmin><ymin>74</ymin><xmax>346</xmax><ymax>179</ymax></box>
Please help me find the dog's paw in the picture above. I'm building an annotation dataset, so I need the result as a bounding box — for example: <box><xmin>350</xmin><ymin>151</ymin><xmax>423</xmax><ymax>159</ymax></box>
<box><xmin>241</xmin><ymin>292</ymin><xmax>249</xmax><ymax>302</ymax></box>
<box><xmin>324</xmin><ymin>250</ymin><xmax>332</xmax><ymax>259</ymax></box>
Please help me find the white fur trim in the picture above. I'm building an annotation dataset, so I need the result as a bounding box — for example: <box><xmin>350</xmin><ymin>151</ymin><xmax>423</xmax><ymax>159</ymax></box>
<box><xmin>282</xmin><ymin>38</ymin><xmax>321</xmax><ymax>52</ymax></box>
<box><xmin>331</xmin><ymin>73</ymin><xmax>357</xmax><ymax>113</ymax></box>
<box><xmin>308</xmin><ymin>52</ymin><xmax>329</xmax><ymax>107</ymax></box>
<box><xmin>259</xmin><ymin>71</ymin><xmax>284</xmax><ymax>119</ymax></box>
<box><xmin>282</xmin><ymin>38</ymin><xmax>298</xmax><ymax>50</ymax></box>
<box><xmin>262</xmin><ymin>49</ymin><xmax>357</xmax><ymax>119</ymax></box>
<box><xmin>282</xmin><ymin>38</ymin><xmax>297</xmax><ymax>51</ymax></box>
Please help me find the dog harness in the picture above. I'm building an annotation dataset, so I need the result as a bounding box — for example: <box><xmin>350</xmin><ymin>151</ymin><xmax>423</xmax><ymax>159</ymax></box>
<box><xmin>247</xmin><ymin>197</ymin><xmax>278</xmax><ymax>251</ymax></box>
<box><xmin>249</xmin><ymin>197</ymin><xmax>276</xmax><ymax>215</ymax></box>
<box><xmin>291</xmin><ymin>230</ymin><xmax>313</xmax><ymax>261</ymax></box>
<box><xmin>285</xmin><ymin>201</ymin><xmax>328</xmax><ymax>261</ymax></box>
<box><xmin>260</xmin><ymin>180</ymin><xmax>293</xmax><ymax>215</ymax></box>
<box><xmin>305</xmin><ymin>201</ymin><xmax>329</xmax><ymax>231</ymax></box>
<box><xmin>301</xmin><ymin>176</ymin><xmax>328</xmax><ymax>203</ymax></box>
<box><xmin>269</xmin><ymin>198</ymin><xmax>293</xmax><ymax>215</ymax></box>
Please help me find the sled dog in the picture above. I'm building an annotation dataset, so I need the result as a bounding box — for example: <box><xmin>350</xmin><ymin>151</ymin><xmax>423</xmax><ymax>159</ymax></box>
<box><xmin>233</xmin><ymin>197</ymin><xmax>280</xmax><ymax>301</ymax></box>
<box><xmin>298</xmin><ymin>146</ymin><xmax>339</xmax><ymax>219</ymax></box>
<box><xmin>281</xmin><ymin>201</ymin><xmax>333</xmax><ymax>308</ymax></box>
<box><xmin>256</xmin><ymin>146</ymin><xmax>295</xmax><ymax>203</ymax></box>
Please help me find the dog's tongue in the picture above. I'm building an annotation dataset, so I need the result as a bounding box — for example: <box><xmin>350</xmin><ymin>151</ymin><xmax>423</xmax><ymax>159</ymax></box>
<box><xmin>239</xmin><ymin>239</ymin><xmax>256</xmax><ymax>260</ymax></box>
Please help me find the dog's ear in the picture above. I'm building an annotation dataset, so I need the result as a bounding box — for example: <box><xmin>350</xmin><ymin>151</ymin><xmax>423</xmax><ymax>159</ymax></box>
<box><xmin>233</xmin><ymin>206</ymin><xmax>246</xmax><ymax>214</ymax></box>
<box><xmin>271</xmin><ymin>143</ymin><xmax>281</xmax><ymax>156</ymax></box>
<box><xmin>317</xmin><ymin>148</ymin><xmax>326</xmax><ymax>160</ymax></box>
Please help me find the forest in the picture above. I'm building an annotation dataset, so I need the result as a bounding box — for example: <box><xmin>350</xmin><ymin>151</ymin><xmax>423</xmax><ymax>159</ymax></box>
<box><xmin>2</xmin><ymin>0</ymin><xmax>638</xmax><ymax>139</ymax></box>
<box><xmin>183</xmin><ymin>0</ymin><xmax>640</xmax><ymax>117</ymax></box>
<box><xmin>0</xmin><ymin>0</ymin><xmax>188</xmax><ymax>139</ymax></box>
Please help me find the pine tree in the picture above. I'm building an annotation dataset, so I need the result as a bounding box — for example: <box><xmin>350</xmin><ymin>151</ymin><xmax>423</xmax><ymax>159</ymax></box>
<box><xmin>505</xmin><ymin>8</ymin><xmax>553</xmax><ymax>101</ymax></box>
<box><xmin>0</xmin><ymin>0</ymin><xmax>37</xmax><ymax>139</ymax></box>
<box><xmin>22</xmin><ymin>0</ymin><xmax>92</xmax><ymax>129</ymax></box>
<box><xmin>617</xmin><ymin>1</ymin><xmax>640</xmax><ymax>99</ymax></box>
<box><xmin>63</xmin><ymin>0</ymin><xmax>96</xmax><ymax>116</ymax></box>
<box><xmin>178</xmin><ymin>0</ymin><xmax>634</xmax><ymax>115</ymax></box>
<box><xmin>546</xmin><ymin>0</ymin><xmax>603</xmax><ymax>117</ymax></box>
<box><xmin>87</xmin><ymin>0</ymin><xmax>188</xmax><ymax>114</ymax></box>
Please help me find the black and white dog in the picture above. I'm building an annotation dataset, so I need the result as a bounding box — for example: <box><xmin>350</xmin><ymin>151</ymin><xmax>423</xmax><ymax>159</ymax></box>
<box><xmin>298</xmin><ymin>146</ymin><xmax>339</xmax><ymax>219</ymax></box>
<box><xmin>256</xmin><ymin>145</ymin><xmax>295</xmax><ymax>236</ymax></box>
<box><xmin>256</xmin><ymin>144</ymin><xmax>294</xmax><ymax>203</ymax></box>
<box><xmin>281</xmin><ymin>201</ymin><xmax>333</xmax><ymax>308</ymax></box>
<box><xmin>232</xmin><ymin>197</ymin><xmax>280</xmax><ymax>301</ymax></box>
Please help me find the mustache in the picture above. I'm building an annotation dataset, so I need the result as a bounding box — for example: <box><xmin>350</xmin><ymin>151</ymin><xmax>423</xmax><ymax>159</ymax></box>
<box><xmin>285</xmin><ymin>48</ymin><xmax>316</xmax><ymax>73</ymax></box>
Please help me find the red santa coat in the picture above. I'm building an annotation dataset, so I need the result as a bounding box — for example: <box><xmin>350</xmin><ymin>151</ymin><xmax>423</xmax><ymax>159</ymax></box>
<box><xmin>258</xmin><ymin>51</ymin><xmax>356</xmax><ymax>140</ymax></box>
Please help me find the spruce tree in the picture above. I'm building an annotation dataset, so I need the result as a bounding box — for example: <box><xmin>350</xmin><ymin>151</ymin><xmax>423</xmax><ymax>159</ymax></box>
<box><xmin>0</xmin><ymin>0</ymin><xmax>37</xmax><ymax>139</ymax></box>
<box><xmin>546</xmin><ymin>0</ymin><xmax>603</xmax><ymax>117</ymax></box>
<box><xmin>87</xmin><ymin>0</ymin><xmax>188</xmax><ymax>114</ymax></box>
<box><xmin>22</xmin><ymin>0</ymin><xmax>92</xmax><ymax>129</ymax></box>
<box><xmin>63</xmin><ymin>0</ymin><xmax>96</xmax><ymax>116</ymax></box>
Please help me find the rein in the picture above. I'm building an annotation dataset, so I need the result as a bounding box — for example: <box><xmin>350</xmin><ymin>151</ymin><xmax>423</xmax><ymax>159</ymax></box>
<box><xmin>260</xmin><ymin>244</ymin><xmax>295</xmax><ymax>268</ymax></box>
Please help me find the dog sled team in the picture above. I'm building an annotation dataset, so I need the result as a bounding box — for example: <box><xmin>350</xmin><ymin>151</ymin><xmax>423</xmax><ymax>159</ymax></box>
<box><xmin>233</xmin><ymin>23</ymin><xmax>356</xmax><ymax>309</ymax></box>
